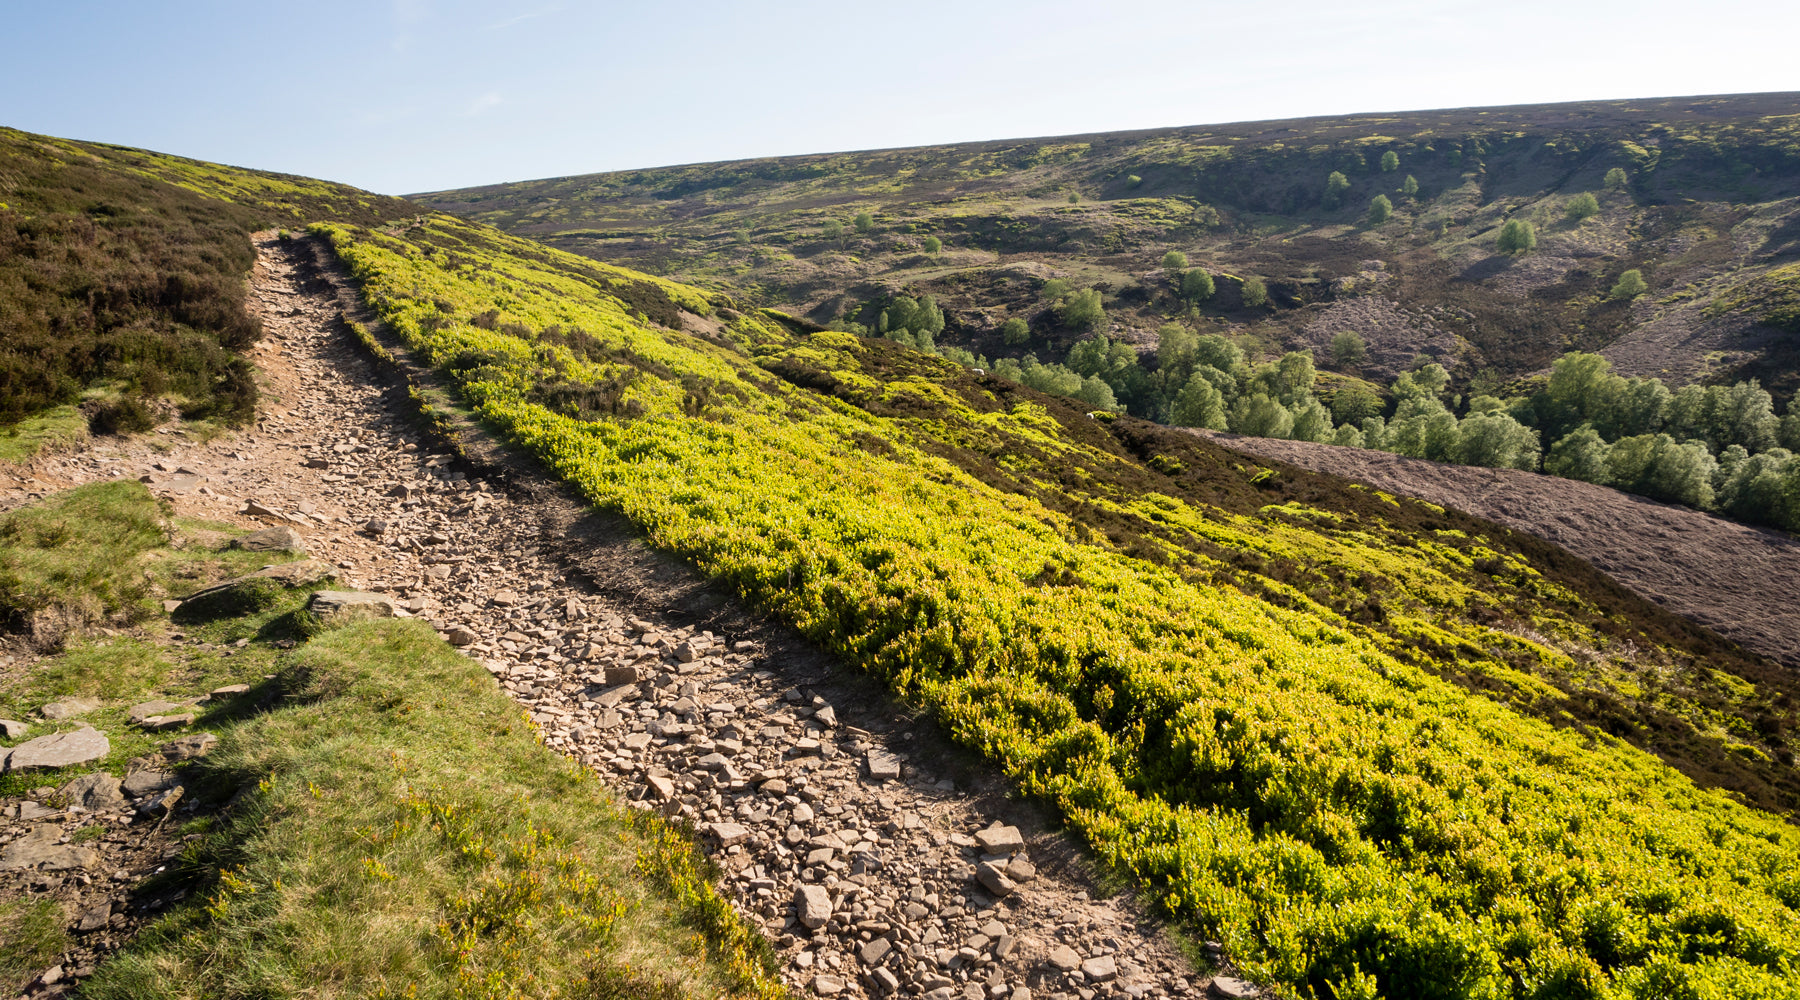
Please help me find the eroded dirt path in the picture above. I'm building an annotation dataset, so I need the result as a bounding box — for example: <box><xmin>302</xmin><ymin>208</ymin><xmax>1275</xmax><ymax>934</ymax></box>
<box><xmin>5</xmin><ymin>234</ymin><xmax>1231</xmax><ymax>1000</ymax></box>
<box><xmin>1199</xmin><ymin>430</ymin><xmax>1800</xmax><ymax>668</ymax></box>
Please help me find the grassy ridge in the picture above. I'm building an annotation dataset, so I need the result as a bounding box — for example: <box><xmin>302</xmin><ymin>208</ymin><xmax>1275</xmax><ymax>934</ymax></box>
<box><xmin>0</xmin><ymin>128</ymin><xmax>413</xmax><ymax>444</ymax></box>
<box><xmin>0</xmin><ymin>481</ymin><xmax>780</xmax><ymax>1000</ymax></box>
<box><xmin>317</xmin><ymin>212</ymin><xmax>1800</xmax><ymax>999</ymax></box>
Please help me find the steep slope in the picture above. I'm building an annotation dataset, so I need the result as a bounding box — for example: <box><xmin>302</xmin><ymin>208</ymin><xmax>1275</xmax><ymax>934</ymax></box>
<box><xmin>316</xmin><ymin>206</ymin><xmax>1800</xmax><ymax>999</ymax></box>
<box><xmin>417</xmin><ymin>93</ymin><xmax>1800</xmax><ymax>394</ymax></box>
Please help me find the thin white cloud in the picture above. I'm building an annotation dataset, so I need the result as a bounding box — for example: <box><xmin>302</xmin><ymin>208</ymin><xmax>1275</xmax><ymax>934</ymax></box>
<box><xmin>465</xmin><ymin>92</ymin><xmax>503</xmax><ymax>117</ymax></box>
<box><xmin>487</xmin><ymin>6</ymin><xmax>561</xmax><ymax>30</ymax></box>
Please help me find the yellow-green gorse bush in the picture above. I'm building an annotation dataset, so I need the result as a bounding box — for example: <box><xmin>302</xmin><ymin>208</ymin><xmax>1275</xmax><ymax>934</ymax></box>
<box><xmin>316</xmin><ymin>215</ymin><xmax>1800</xmax><ymax>1000</ymax></box>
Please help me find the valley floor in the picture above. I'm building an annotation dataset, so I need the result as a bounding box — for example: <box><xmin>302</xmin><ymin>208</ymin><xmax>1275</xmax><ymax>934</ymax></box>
<box><xmin>2</xmin><ymin>236</ymin><xmax>1230</xmax><ymax>998</ymax></box>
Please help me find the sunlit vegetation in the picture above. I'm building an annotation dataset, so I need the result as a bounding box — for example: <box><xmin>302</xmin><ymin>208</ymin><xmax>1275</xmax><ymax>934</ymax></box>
<box><xmin>318</xmin><ymin>209</ymin><xmax>1800</xmax><ymax>999</ymax></box>
<box><xmin>0</xmin><ymin>128</ymin><xmax>411</xmax><ymax>451</ymax></box>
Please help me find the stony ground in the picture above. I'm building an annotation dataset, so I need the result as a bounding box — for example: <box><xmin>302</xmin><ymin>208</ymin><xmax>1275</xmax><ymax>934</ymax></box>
<box><xmin>0</xmin><ymin>234</ymin><xmax>1250</xmax><ymax>999</ymax></box>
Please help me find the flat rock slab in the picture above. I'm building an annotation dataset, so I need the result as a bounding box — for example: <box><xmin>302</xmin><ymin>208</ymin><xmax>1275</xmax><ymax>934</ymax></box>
<box><xmin>1209</xmin><ymin>978</ymin><xmax>1259</xmax><ymax>999</ymax></box>
<box><xmin>3</xmin><ymin>727</ymin><xmax>109</xmax><ymax>771</ymax></box>
<box><xmin>866</xmin><ymin>750</ymin><xmax>902</xmax><ymax>781</ymax></box>
<box><xmin>247</xmin><ymin>558</ymin><xmax>337</xmax><ymax>587</ymax></box>
<box><xmin>1048</xmin><ymin>945</ymin><xmax>1083</xmax><ymax>971</ymax></box>
<box><xmin>0</xmin><ymin>719</ymin><xmax>28</xmax><ymax>738</ymax></box>
<box><xmin>232</xmin><ymin>525</ymin><xmax>307</xmax><ymax>553</ymax></box>
<box><xmin>122</xmin><ymin>770</ymin><xmax>179</xmax><ymax>798</ymax></box>
<box><xmin>39</xmin><ymin>698</ymin><xmax>99</xmax><ymax>721</ymax></box>
<box><xmin>976</xmin><ymin>823</ymin><xmax>1025</xmax><ymax>853</ymax></box>
<box><xmin>308</xmin><ymin>590</ymin><xmax>397</xmax><ymax>622</ymax></box>
<box><xmin>59</xmin><ymin>772</ymin><xmax>127</xmax><ymax>811</ymax></box>
<box><xmin>161</xmin><ymin>732</ymin><xmax>216</xmax><ymax>760</ymax></box>
<box><xmin>0</xmin><ymin>824</ymin><xmax>100</xmax><ymax>871</ymax></box>
<box><xmin>128</xmin><ymin>700</ymin><xmax>191</xmax><ymax>724</ymax></box>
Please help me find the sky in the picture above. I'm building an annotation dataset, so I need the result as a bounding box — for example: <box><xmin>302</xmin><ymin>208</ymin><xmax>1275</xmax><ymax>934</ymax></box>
<box><xmin>4</xmin><ymin>0</ymin><xmax>1797</xmax><ymax>195</ymax></box>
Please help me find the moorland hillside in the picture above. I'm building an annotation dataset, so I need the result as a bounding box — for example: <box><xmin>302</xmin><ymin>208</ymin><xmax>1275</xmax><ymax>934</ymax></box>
<box><xmin>419</xmin><ymin>93</ymin><xmax>1800</xmax><ymax>395</ymax></box>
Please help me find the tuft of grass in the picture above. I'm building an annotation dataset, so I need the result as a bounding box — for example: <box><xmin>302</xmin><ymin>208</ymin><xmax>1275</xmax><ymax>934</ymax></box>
<box><xmin>0</xmin><ymin>404</ymin><xmax>88</xmax><ymax>465</ymax></box>
<box><xmin>0</xmin><ymin>480</ymin><xmax>170</xmax><ymax>641</ymax></box>
<box><xmin>0</xmin><ymin>900</ymin><xmax>68</xmax><ymax>993</ymax></box>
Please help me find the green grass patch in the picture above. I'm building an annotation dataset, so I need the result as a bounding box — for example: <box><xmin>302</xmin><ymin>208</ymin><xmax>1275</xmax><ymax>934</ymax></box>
<box><xmin>0</xmin><ymin>480</ymin><xmax>170</xmax><ymax>639</ymax></box>
<box><xmin>0</xmin><ymin>900</ymin><xmax>68</xmax><ymax>993</ymax></box>
<box><xmin>83</xmin><ymin>618</ymin><xmax>779</xmax><ymax>1000</ymax></box>
<box><xmin>0</xmin><ymin>483</ymin><xmax>780</xmax><ymax>1000</ymax></box>
<box><xmin>0</xmin><ymin>404</ymin><xmax>88</xmax><ymax>465</ymax></box>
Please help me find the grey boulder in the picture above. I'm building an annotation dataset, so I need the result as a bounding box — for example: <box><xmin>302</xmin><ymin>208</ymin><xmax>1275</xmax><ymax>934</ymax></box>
<box><xmin>3</xmin><ymin>727</ymin><xmax>110</xmax><ymax>772</ymax></box>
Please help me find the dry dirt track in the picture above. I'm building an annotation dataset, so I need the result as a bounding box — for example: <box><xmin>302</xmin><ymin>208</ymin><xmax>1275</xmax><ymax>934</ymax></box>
<box><xmin>1197</xmin><ymin>430</ymin><xmax>1800</xmax><ymax>668</ymax></box>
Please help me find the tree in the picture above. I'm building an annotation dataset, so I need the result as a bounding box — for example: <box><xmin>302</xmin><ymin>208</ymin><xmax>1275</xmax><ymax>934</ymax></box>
<box><xmin>1291</xmin><ymin>396</ymin><xmax>1335</xmax><ymax>443</ymax></box>
<box><xmin>1241</xmin><ymin>277</ymin><xmax>1269</xmax><ymax>308</ymax></box>
<box><xmin>1324</xmin><ymin>171</ymin><xmax>1351</xmax><ymax>208</ymax></box>
<box><xmin>922</xmin><ymin>235</ymin><xmax>942</xmax><ymax>256</ymax></box>
<box><xmin>1060</xmin><ymin>288</ymin><xmax>1106</xmax><ymax>331</ymax></box>
<box><xmin>1496</xmin><ymin>218</ymin><xmax>1536</xmax><ymax>255</ymax></box>
<box><xmin>1192</xmin><ymin>335</ymin><xmax>1245</xmax><ymax>379</ymax></box>
<box><xmin>822</xmin><ymin>219</ymin><xmax>843</xmax><ymax>242</ymax></box>
<box><xmin>1067</xmin><ymin>191</ymin><xmax>1080</xmax><ymax>204</ymax></box>
<box><xmin>1401</xmin><ymin>175</ymin><xmax>1419</xmax><ymax>198</ymax></box>
<box><xmin>1156</xmin><ymin>323</ymin><xmax>1199</xmax><ymax>380</ymax></box>
<box><xmin>1171</xmin><ymin>373</ymin><xmax>1228</xmax><ymax>430</ymax></box>
<box><xmin>853</xmin><ymin>212</ymin><xmax>874</xmax><ymax>234</ymax></box>
<box><xmin>1380</xmin><ymin>150</ymin><xmax>1400</xmax><ymax>173</ymax></box>
<box><xmin>1604</xmin><ymin>167</ymin><xmax>1629</xmax><ymax>191</ymax></box>
<box><xmin>1331</xmin><ymin>382</ymin><xmax>1383</xmax><ymax>425</ymax></box>
<box><xmin>1565</xmin><ymin>192</ymin><xmax>1601</xmax><ymax>222</ymax></box>
<box><xmin>1127</xmin><ymin>174</ymin><xmax>1143</xmax><ymax>188</ymax></box>
<box><xmin>1181</xmin><ymin>269</ymin><xmax>1215</xmax><ymax>302</ymax></box>
<box><xmin>999</xmin><ymin>317</ymin><xmax>1030</xmax><ymax>346</ymax></box>
<box><xmin>1609</xmin><ymin>268</ymin><xmax>1647</xmax><ymax>300</ymax></box>
<box><xmin>1368</xmin><ymin>194</ymin><xmax>1393</xmax><ymax>225</ymax></box>
<box><xmin>1330</xmin><ymin>331</ymin><xmax>1368</xmax><ymax>368</ymax></box>
<box><xmin>1231</xmin><ymin>394</ymin><xmax>1295</xmax><ymax>439</ymax></box>
<box><xmin>1162</xmin><ymin>250</ymin><xmax>1188</xmax><ymax>274</ymax></box>
<box><xmin>1042</xmin><ymin>278</ymin><xmax>1072</xmax><ymax>300</ymax></box>
<box><xmin>1455</xmin><ymin>412</ymin><xmax>1541</xmax><ymax>470</ymax></box>
<box><xmin>1545</xmin><ymin>426</ymin><xmax>1612</xmax><ymax>484</ymax></box>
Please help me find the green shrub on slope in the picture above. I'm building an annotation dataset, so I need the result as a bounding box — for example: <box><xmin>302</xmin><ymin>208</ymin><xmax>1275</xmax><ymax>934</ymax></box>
<box><xmin>317</xmin><ymin>213</ymin><xmax>1800</xmax><ymax>1000</ymax></box>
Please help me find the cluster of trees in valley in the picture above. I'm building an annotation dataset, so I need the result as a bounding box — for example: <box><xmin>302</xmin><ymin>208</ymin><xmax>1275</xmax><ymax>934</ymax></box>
<box><xmin>839</xmin><ymin>287</ymin><xmax>1800</xmax><ymax>532</ymax></box>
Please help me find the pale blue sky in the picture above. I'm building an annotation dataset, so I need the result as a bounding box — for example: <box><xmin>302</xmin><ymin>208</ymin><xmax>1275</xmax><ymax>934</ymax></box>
<box><xmin>4</xmin><ymin>0</ymin><xmax>1796</xmax><ymax>195</ymax></box>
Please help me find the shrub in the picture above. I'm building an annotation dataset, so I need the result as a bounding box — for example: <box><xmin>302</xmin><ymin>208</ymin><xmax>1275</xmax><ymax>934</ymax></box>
<box><xmin>1042</xmin><ymin>278</ymin><xmax>1072</xmax><ymax>300</ymax></box>
<box><xmin>1330</xmin><ymin>382</ymin><xmax>1383</xmax><ymax>425</ymax></box>
<box><xmin>1610</xmin><ymin>268</ymin><xmax>1648</xmax><ymax>300</ymax></box>
<box><xmin>1324</xmin><ymin>171</ymin><xmax>1351</xmax><ymax>208</ymax></box>
<box><xmin>1566</xmin><ymin>192</ymin><xmax>1601</xmax><ymax>222</ymax></box>
<box><xmin>1181</xmin><ymin>269</ymin><xmax>1215</xmax><ymax>302</ymax></box>
<box><xmin>1605</xmin><ymin>166</ymin><xmax>1629</xmax><ymax>191</ymax></box>
<box><xmin>1127</xmin><ymin>174</ymin><xmax>1142</xmax><ymax>187</ymax></box>
<box><xmin>1330</xmin><ymin>331</ymin><xmax>1368</xmax><ymax>368</ymax></box>
<box><xmin>1241</xmin><ymin>277</ymin><xmax>1269</xmax><ymax>308</ymax></box>
<box><xmin>1368</xmin><ymin>194</ymin><xmax>1393</xmax><ymax>224</ymax></box>
<box><xmin>922</xmin><ymin>235</ymin><xmax>942</xmax><ymax>256</ymax></box>
<box><xmin>1162</xmin><ymin>250</ymin><xmax>1188</xmax><ymax>273</ymax></box>
<box><xmin>822</xmin><ymin>219</ymin><xmax>843</xmax><ymax>240</ymax></box>
<box><xmin>1060</xmin><ymin>289</ymin><xmax>1106</xmax><ymax>331</ymax></box>
<box><xmin>1067</xmin><ymin>191</ymin><xmax>1080</xmax><ymax>203</ymax></box>
<box><xmin>1497</xmin><ymin>218</ymin><xmax>1537</xmax><ymax>255</ymax></box>
<box><xmin>1000</xmin><ymin>317</ymin><xmax>1030</xmax><ymax>346</ymax></box>
<box><xmin>1402</xmin><ymin>174</ymin><xmax>1419</xmax><ymax>198</ymax></box>
<box><xmin>852</xmin><ymin>212</ymin><xmax>873</xmax><ymax>234</ymax></box>
<box><xmin>1380</xmin><ymin>150</ymin><xmax>1400</xmax><ymax>172</ymax></box>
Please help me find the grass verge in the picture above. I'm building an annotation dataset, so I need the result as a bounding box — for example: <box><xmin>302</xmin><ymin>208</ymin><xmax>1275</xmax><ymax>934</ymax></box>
<box><xmin>1</xmin><ymin>483</ymin><xmax>782</xmax><ymax>1000</ymax></box>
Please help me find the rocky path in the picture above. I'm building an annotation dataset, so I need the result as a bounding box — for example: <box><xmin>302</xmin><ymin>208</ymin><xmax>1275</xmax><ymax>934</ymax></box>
<box><xmin>2</xmin><ymin>234</ymin><xmax>1240</xmax><ymax>1000</ymax></box>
